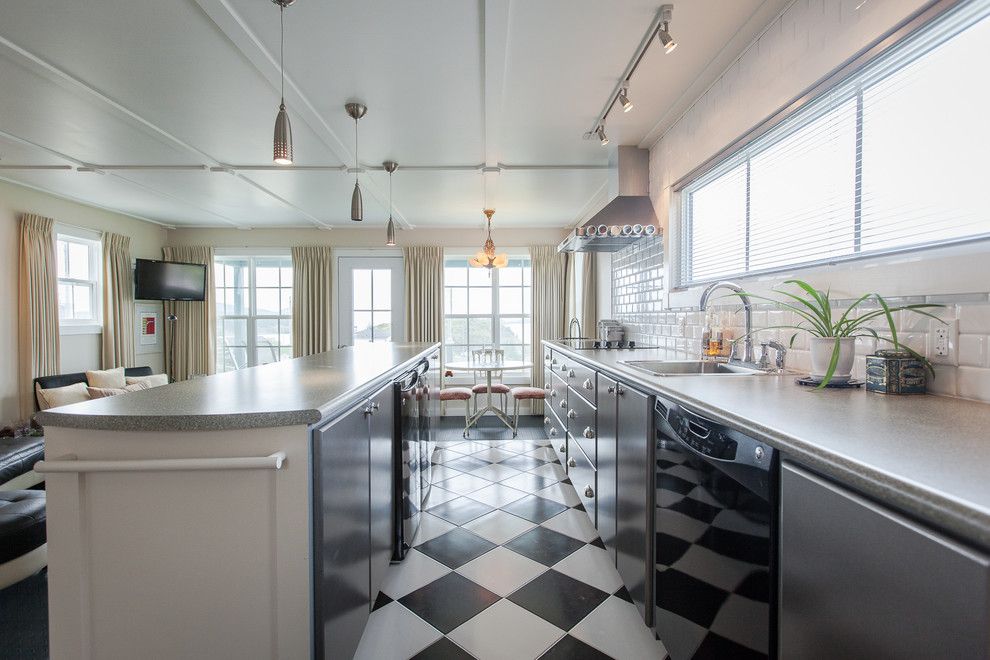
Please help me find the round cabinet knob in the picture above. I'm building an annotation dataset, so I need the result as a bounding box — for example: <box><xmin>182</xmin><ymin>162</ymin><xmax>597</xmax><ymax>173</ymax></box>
<box><xmin>755</xmin><ymin>446</ymin><xmax>765</xmax><ymax>461</ymax></box>
<box><xmin>550</xmin><ymin>389</ymin><xmax>558</xmax><ymax>398</ymax></box>
<box><xmin>567</xmin><ymin>409</ymin><xmax>577</xmax><ymax>419</ymax></box>
<box><xmin>583</xmin><ymin>426</ymin><xmax>595</xmax><ymax>439</ymax></box>
<box><xmin>549</xmin><ymin>428</ymin><xmax>557</xmax><ymax>437</ymax></box>
<box><xmin>559</xmin><ymin>400</ymin><xmax>567</xmax><ymax>409</ymax></box>
<box><xmin>551</xmin><ymin>358</ymin><xmax>558</xmax><ymax>365</ymax></box>
<box><xmin>607</xmin><ymin>386</ymin><xmax>615</xmax><ymax>394</ymax></box>
<box><xmin>583</xmin><ymin>378</ymin><xmax>593</xmax><ymax>390</ymax></box>
<box><xmin>558</xmin><ymin>444</ymin><xmax>566</xmax><ymax>453</ymax></box>
<box><xmin>371</xmin><ymin>402</ymin><xmax>380</xmax><ymax>411</ymax></box>
<box><xmin>567</xmin><ymin>458</ymin><xmax>577</xmax><ymax>468</ymax></box>
<box><xmin>568</xmin><ymin>369</ymin><xmax>576</xmax><ymax>378</ymax></box>
<box><xmin>543</xmin><ymin>417</ymin><xmax>550</xmax><ymax>425</ymax></box>
<box><xmin>584</xmin><ymin>486</ymin><xmax>595</xmax><ymax>498</ymax></box>
<box><xmin>544</xmin><ymin>354</ymin><xmax>550</xmax><ymax>362</ymax></box>
<box><xmin>560</xmin><ymin>365</ymin><xmax>568</xmax><ymax>373</ymax></box>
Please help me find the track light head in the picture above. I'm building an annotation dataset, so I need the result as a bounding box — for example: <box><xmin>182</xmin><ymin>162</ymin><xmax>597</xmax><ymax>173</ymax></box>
<box><xmin>596</xmin><ymin>125</ymin><xmax>609</xmax><ymax>146</ymax></box>
<box><xmin>658</xmin><ymin>25</ymin><xmax>677</xmax><ymax>53</ymax></box>
<box><xmin>618</xmin><ymin>85</ymin><xmax>633</xmax><ymax>113</ymax></box>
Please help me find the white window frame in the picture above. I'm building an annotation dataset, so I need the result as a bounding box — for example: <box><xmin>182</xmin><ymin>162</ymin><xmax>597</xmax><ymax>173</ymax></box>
<box><xmin>673</xmin><ymin>0</ymin><xmax>990</xmax><ymax>290</ymax></box>
<box><xmin>442</xmin><ymin>249</ymin><xmax>532</xmax><ymax>385</ymax></box>
<box><xmin>56</xmin><ymin>226</ymin><xmax>102</xmax><ymax>335</ymax></box>
<box><xmin>214</xmin><ymin>250</ymin><xmax>293</xmax><ymax>372</ymax></box>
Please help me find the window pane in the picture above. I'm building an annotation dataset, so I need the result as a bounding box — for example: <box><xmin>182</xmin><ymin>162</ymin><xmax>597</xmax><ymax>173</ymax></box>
<box><xmin>256</xmin><ymin>288</ymin><xmax>279</xmax><ymax>315</ymax></box>
<box><xmin>67</xmin><ymin>242</ymin><xmax>89</xmax><ymax>280</ymax></box>
<box><xmin>523</xmin><ymin>288</ymin><xmax>531</xmax><ymax>315</ymax></box>
<box><xmin>468</xmin><ymin>317</ymin><xmax>492</xmax><ymax>345</ymax></box>
<box><xmin>445</xmin><ymin>265</ymin><xmax>467</xmax><ymax>286</ymax></box>
<box><xmin>501</xmin><ymin>262</ymin><xmax>523</xmax><ymax>286</ymax></box>
<box><xmin>256</xmin><ymin>345</ymin><xmax>279</xmax><ymax>366</ymax></box>
<box><xmin>469</xmin><ymin>290</ymin><xmax>492</xmax><ymax>315</ymax></box>
<box><xmin>688</xmin><ymin>163</ymin><xmax>747</xmax><ymax>280</ymax></box>
<box><xmin>498</xmin><ymin>287</ymin><xmax>522</xmax><ymax>315</ymax></box>
<box><xmin>280</xmin><ymin>347</ymin><xmax>293</xmax><ymax>361</ymax></box>
<box><xmin>445</xmin><ymin>345</ymin><xmax>468</xmax><ymax>365</ymax></box>
<box><xmin>445</xmin><ymin>317</ymin><xmax>467</xmax><ymax>345</ymax></box>
<box><xmin>500</xmin><ymin>317</ymin><xmax>523</xmax><ymax>345</ymax></box>
<box><xmin>224</xmin><ymin>261</ymin><xmax>249</xmax><ymax>288</ymax></box>
<box><xmin>445</xmin><ymin>288</ymin><xmax>467</xmax><ymax>314</ymax></box>
<box><xmin>353</xmin><ymin>311</ymin><xmax>373</xmax><ymax>343</ymax></box>
<box><xmin>372</xmin><ymin>311</ymin><xmax>392</xmax><ymax>342</ymax></box>
<box><xmin>72</xmin><ymin>284</ymin><xmax>91</xmax><ymax>319</ymax></box>
<box><xmin>372</xmin><ymin>269</ymin><xmax>391</xmax><ymax>310</ymax></box>
<box><xmin>353</xmin><ymin>269</ymin><xmax>372</xmax><ymax>310</ymax></box>
<box><xmin>279</xmin><ymin>319</ymin><xmax>292</xmax><ymax>345</ymax></box>
<box><xmin>280</xmin><ymin>288</ymin><xmax>292</xmax><ymax>315</ymax></box>
<box><xmin>256</xmin><ymin>318</ymin><xmax>278</xmax><ymax>345</ymax></box>
<box><xmin>503</xmin><ymin>345</ymin><xmax>523</xmax><ymax>362</ymax></box>
<box><xmin>58</xmin><ymin>283</ymin><xmax>72</xmax><ymax>319</ymax></box>
<box><xmin>221</xmin><ymin>288</ymin><xmax>249</xmax><ymax>315</ymax></box>
<box><xmin>222</xmin><ymin>318</ymin><xmax>248</xmax><ymax>345</ymax></box>
<box><xmin>255</xmin><ymin>261</ymin><xmax>280</xmax><ymax>287</ymax></box>
<box><xmin>468</xmin><ymin>267</ymin><xmax>492</xmax><ymax>287</ymax></box>
<box><xmin>280</xmin><ymin>266</ymin><xmax>293</xmax><ymax>287</ymax></box>
<box><xmin>57</xmin><ymin>241</ymin><xmax>68</xmax><ymax>278</ymax></box>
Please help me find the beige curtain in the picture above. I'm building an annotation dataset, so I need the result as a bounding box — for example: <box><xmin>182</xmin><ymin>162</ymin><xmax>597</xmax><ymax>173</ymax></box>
<box><xmin>291</xmin><ymin>246</ymin><xmax>333</xmax><ymax>357</ymax></box>
<box><xmin>565</xmin><ymin>252</ymin><xmax>598</xmax><ymax>338</ymax></box>
<box><xmin>101</xmin><ymin>232</ymin><xmax>135</xmax><ymax>369</ymax></box>
<box><xmin>162</xmin><ymin>246</ymin><xmax>216</xmax><ymax>381</ymax></box>
<box><xmin>530</xmin><ymin>245</ymin><xmax>568</xmax><ymax>414</ymax></box>
<box><xmin>18</xmin><ymin>213</ymin><xmax>60</xmax><ymax>418</ymax></box>
<box><xmin>404</xmin><ymin>246</ymin><xmax>443</xmax><ymax>343</ymax></box>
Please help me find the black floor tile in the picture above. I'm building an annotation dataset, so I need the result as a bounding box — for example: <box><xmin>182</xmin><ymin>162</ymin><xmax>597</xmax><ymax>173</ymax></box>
<box><xmin>399</xmin><ymin>573</ymin><xmax>500</xmax><ymax>634</ymax></box>
<box><xmin>508</xmin><ymin>569</ymin><xmax>609</xmax><ymax>631</ymax></box>
<box><xmin>655</xmin><ymin>567</ymin><xmax>730</xmax><ymax>628</ymax></box>
<box><xmin>734</xmin><ymin>569</ymin><xmax>770</xmax><ymax>603</ymax></box>
<box><xmin>442</xmin><ymin>455</ymin><xmax>492</xmax><ymax>472</ymax></box>
<box><xmin>613</xmin><ymin>586</ymin><xmax>633</xmax><ymax>603</ymax></box>
<box><xmin>428</xmin><ymin>497</ymin><xmax>495</xmax><ymax>526</ymax></box>
<box><xmin>499</xmin><ymin>454</ymin><xmax>547</xmax><ymax>471</ymax></box>
<box><xmin>411</xmin><ymin>636</ymin><xmax>478</xmax><ymax>659</ymax></box>
<box><xmin>504</xmin><ymin>526</ymin><xmax>585</xmax><ymax>566</ymax></box>
<box><xmin>415</xmin><ymin>528</ymin><xmax>497</xmax><ymax>569</ymax></box>
<box><xmin>501</xmin><ymin>494</ymin><xmax>568</xmax><ymax>523</ymax></box>
<box><xmin>538</xmin><ymin>634</ymin><xmax>613</xmax><ymax>660</ymax></box>
<box><xmin>371</xmin><ymin>591</ymin><xmax>393</xmax><ymax>611</ymax></box>
<box><xmin>693</xmin><ymin>632</ymin><xmax>766</xmax><ymax>660</ymax></box>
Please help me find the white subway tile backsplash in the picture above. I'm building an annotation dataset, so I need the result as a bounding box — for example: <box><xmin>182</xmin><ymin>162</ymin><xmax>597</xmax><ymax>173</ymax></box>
<box><xmin>959</xmin><ymin>334</ymin><xmax>989</xmax><ymax>368</ymax></box>
<box><xmin>959</xmin><ymin>304</ymin><xmax>990</xmax><ymax>334</ymax></box>
<box><xmin>957</xmin><ymin>367</ymin><xmax>990</xmax><ymax>402</ymax></box>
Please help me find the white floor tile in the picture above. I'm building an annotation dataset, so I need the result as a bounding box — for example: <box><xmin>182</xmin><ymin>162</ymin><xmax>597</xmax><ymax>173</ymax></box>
<box><xmin>525</xmin><ymin>447</ymin><xmax>558</xmax><ymax>461</ymax></box>
<box><xmin>412</xmin><ymin>512</ymin><xmax>458</xmax><ymax>546</ymax></box>
<box><xmin>455</xmin><ymin>546</ymin><xmax>549</xmax><ymax>597</ymax></box>
<box><xmin>432</xmin><ymin>448</ymin><xmax>466</xmax><ymax>464</ymax></box>
<box><xmin>379</xmin><ymin>549</ymin><xmax>452</xmax><ymax>599</ymax></box>
<box><xmin>470</xmin><ymin>448</ymin><xmax>517</xmax><ymax>463</ymax></box>
<box><xmin>448</xmin><ymin>599</ymin><xmax>564</xmax><ymax>660</ymax></box>
<box><xmin>353</xmin><ymin>602</ymin><xmax>443</xmax><ymax>660</ymax></box>
<box><xmin>534</xmin><ymin>482</ymin><xmax>581</xmax><ymax>507</ymax></box>
<box><xmin>463</xmin><ymin>483</ymin><xmax>530</xmax><ymax>508</ymax></box>
<box><xmin>462</xmin><ymin>510</ymin><xmax>537</xmax><ymax>545</ymax></box>
<box><xmin>570</xmin><ymin>597</ymin><xmax>666</xmax><ymax>660</ymax></box>
<box><xmin>436</xmin><ymin>473</ymin><xmax>493</xmax><ymax>495</ymax></box>
<box><xmin>429</xmin><ymin>465</ymin><xmax>465</xmax><ymax>483</ymax></box>
<box><xmin>469</xmin><ymin>463</ymin><xmax>524</xmax><ymax>482</ymax></box>
<box><xmin>540</xmin><ymin>509</ymin><xmax>598</xmax><ymax>543</ymax></box>
<box><xmin>552</xmin><ymin>544</ymin><xmax>623</xmax><ymax>594</ymax></box>
<box><xmin>423</xmin><ymin>487</ymin><xmax>461</xmax><ymax>509</ymax></box>
<box><xmin>528</xmin><ymin>462</ymin><xmax>567</xmax><ymax>481</ymax></box>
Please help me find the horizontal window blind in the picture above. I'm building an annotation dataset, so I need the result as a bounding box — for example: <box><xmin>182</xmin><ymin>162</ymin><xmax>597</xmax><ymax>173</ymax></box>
<box><xmin>678</xmin><ymin>0</ymin><xmax>990</xmax><ymax>286</ymax></box>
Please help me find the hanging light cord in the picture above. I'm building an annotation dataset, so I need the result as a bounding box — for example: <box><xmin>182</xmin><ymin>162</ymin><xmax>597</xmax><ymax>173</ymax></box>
<box><xmin>389</xmin><ymin>169</ymin><xmax>393</xmax><ymax>213</ymax></box>
<box><xmin>279</xmin><ymin>5</ymin><xmax>285</xmax><ymax>103</ymax></box>
<box><xmin>354</xmin><ymin>118</ymin><xmax>359</xmax><ymax>180</ymax></box>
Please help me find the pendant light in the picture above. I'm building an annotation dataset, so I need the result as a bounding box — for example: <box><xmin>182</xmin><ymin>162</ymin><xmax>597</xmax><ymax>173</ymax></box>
<box><xmin>345</xmin><ymin>102</ymin><xmax>367</xmax><ymax>221</ymax></box>
<box><xmin>272</xmin><ymin>0</ymin><xmax>294</xmax><ymax>165</ymax></box>
<box><xmin>469</xmin><ymin>209</ymin><xmax>508</xmax><ymax>269</ymax></box>
<box><xmin>384</xmin><ymin>160</ymin><xmax>397</xmax><ymax>246</ymax></box>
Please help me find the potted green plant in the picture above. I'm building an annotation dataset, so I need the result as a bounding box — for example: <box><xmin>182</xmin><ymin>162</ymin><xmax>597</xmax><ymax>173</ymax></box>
<box><xmin>732</xmin><ymin>280</ymin><xmax>944</xmax><ymax>388</ymax></box>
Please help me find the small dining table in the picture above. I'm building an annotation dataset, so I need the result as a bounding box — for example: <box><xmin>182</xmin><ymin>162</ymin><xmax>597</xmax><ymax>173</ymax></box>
<box><xmin>446</xmin><ymin>359</ymin><xmax>533</xmax><ymax>434</ymax></box>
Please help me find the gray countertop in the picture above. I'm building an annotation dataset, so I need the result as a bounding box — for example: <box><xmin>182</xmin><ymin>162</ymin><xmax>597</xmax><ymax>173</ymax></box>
<box><xmin>37</xmin><ymin>342</ymin><xmax>440</xmax><ymax>432</ymax></box>
<box><xmin>546</xmin><ymin>340</ymin><xmax>990</xmax><ymax>549</ymax></box>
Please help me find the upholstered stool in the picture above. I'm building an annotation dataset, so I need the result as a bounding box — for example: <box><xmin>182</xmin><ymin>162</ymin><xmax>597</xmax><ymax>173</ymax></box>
<box><xmin>0</xmin><ymin>490</ymin><xmax>47</xmax><ymax>590</ymax></box>
<box><xmin>440</xmin><ymin>386</ymin><xmax>474</xmax><ymax>437</ymax></box>
<box><xmin>0</xmin><ymin>436</ymin><xmax>46</xmax><ymax>490</ymax></box>
<box><xmin>510</xmin><ymin>386</ymin><xmax>546</xmax><ymax>437</ymax></box>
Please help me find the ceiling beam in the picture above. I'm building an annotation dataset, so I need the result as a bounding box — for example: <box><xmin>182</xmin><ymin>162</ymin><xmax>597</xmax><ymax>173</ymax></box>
<box><xmin>0</xmin><ymin>33</ymin><xmax>331</xmax><ymax>229</ymax></box>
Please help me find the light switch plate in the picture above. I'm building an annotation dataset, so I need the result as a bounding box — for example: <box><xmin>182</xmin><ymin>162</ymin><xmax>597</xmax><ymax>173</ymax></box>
<box><xmin>929</xmin><ymin>318</ymin><xmax>959</xmax><ymax>366</ymax></box>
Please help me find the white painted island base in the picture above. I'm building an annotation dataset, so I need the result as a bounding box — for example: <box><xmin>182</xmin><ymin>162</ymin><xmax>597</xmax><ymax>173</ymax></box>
<box><xmin>38</xmin><ymin>425</ymin><xmax>313</xmax><ymax>660</ymax></box>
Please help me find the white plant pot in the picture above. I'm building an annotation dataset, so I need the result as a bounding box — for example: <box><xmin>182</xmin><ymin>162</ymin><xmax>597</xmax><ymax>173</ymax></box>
<box><xmin>809</xmin><ymin>337</ymin><xmax>857</xmax><ymax>384</ymax></box>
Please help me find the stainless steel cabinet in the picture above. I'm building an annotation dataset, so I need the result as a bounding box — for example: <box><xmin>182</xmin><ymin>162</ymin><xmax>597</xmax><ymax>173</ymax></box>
<box><xmin>596</xmin><ymin>373</ymin><xmax>619</xmax><ymax>560</ymax></box>
<box><xmin>369</xmin><ymin>383</ymin><xmax>395</xmax><ymax>603</ymax></box>
<box><xmin>780</xmin><ymin>462</ymin><xmax>990</xmax><ymax>660</ymax></box>
<box><xmin>614</xmin><ymin>382</ymin><xmax>653</xmax><ymax>623</ymax></box>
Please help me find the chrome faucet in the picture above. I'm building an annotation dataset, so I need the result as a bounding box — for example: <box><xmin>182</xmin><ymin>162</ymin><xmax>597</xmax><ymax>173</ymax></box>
<box><xmin>758</xmin><ymin>340</ymin><xmax>787</xmax><ymax>372</ymax></box>
<box><xmin>699</xmin><ymin>281</ymin><xmax>755</xmax><ymax>364</ymax></box>
<box><xmin>568</xmin><ymin>317</ymin><xmax>583</xmax><ymax>339</ymax></box>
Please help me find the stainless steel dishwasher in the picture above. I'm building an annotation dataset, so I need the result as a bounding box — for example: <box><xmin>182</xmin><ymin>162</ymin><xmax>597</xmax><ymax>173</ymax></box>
<box><xmin>654</xmin><ymin>395</ymin><xmax>778</xmax><ymax>659</ymax></box>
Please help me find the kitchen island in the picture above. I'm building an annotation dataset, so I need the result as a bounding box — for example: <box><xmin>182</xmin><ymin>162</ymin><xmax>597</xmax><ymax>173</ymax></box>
<box><xmin>35</xmin><ymin>342</ymin><xmax>439</xmax><ymax>660</ymax></box>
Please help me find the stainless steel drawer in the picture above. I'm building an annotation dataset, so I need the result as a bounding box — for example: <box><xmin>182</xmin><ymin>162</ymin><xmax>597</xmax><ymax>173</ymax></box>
<box><xmin>542</xmin><ymin>346</ymin><xmax>554</xmax><ymax>370</ymax></box>
<box><xmin>543</xmin><ymin>408</ymin><xmax>565</xmax><ymax>449</ymax></box>
<box><xmin>567</xmin><ymin>441</ymin><xmax>597</xmax><ymax>525</ymax></box>
<box><xmin>550</xmin><ymin>372</ymin><xmax>569</xmax><ymax>419</ymax></box>
<box><xmin>568</xmin><ymin>361</ymin><xmax>597</xmax><ymax>406</ymax></box>
<box><xmin>565</xmin><ymin>387</ymin><xmax>596</xmax><ymax>464</ymax></box>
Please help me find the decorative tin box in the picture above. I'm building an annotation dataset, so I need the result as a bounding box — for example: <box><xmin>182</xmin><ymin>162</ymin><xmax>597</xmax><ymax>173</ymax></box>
<box><xmin>865</xmin><ymin>350</ymin><xmax>927</xmax><ymax>395</ymax></box>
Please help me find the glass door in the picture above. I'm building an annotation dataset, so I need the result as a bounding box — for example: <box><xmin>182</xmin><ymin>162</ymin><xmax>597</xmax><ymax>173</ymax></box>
<box><xmin>337</xmin><ymin>257</ymin><xmax>405</xmax><ymax>347</ymax></box>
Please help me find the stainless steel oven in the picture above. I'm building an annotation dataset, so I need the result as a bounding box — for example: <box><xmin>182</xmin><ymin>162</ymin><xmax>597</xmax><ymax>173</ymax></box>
<box><xmin>654</xmin><ymin>395</ymin><xmax>778</xmax><ymax>659</ymax></box>
<box><xmin>393</xmin><ymin>358</ymin><xmax>431</xmax><ymax>560</ymax></box>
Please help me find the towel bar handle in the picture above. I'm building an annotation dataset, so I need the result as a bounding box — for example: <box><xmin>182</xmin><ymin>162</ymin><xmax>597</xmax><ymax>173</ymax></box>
<box><xmin>34</xmin><ymin>452</ymin><xmax>287</xmax><ymax>474</ymax></box>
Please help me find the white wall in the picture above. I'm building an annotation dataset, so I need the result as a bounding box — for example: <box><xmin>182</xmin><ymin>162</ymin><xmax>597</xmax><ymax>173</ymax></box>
<box><xmin>0</xmin><ymin>180</ymin><xmax>168</xmax><ymax>423</ymax></box>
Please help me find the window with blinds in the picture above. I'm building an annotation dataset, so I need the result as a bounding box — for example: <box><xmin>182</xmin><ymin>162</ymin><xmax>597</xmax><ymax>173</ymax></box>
<box><xmin>678</xmin><ymin>0</ymin><xmax>990</xmax><ymax>286</ymax></box>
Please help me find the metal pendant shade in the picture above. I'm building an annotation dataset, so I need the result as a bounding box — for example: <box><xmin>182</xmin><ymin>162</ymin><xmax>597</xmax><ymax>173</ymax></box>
<box><xmin>346</xmin><ymin>102</ymin><xmax>367</xmax><ymax>221</ymax></box>
<box><xmin>384</xmin><ymin>160</ymin><xmax>398</xmax><ymax>246</ymax></box>
<box><xmin>273</xmin><ymin>102</ymin><xmax>292</xmax><ymax>164</ymax></box>
<box><xmin>385</xmin><ymin>216</ymin><xmax>396</xmax><ymax>246</ymax></box>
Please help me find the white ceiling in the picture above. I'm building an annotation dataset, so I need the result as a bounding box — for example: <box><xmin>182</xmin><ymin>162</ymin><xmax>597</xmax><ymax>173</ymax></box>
<box><xmin>0</xmin><ymin>0</ymin><xmax>777</xmax><ymax>230</ymax></box>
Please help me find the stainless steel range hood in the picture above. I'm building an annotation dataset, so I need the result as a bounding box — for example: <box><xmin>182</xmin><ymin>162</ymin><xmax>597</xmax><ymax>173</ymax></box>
<box><xmin>558</xmin><ymin>146</ymin><xmax>659</xmax><ymax>253</ymax></box>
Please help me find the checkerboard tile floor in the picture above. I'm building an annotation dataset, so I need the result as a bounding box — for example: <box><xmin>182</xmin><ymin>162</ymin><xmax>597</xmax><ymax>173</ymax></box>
<box><xmin>354</xmin><ymin>416</ymin><xmax>668</xmax><ymax>660</ymax></box>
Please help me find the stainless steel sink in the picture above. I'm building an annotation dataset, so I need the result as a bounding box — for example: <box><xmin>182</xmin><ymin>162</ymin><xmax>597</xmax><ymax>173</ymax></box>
<box><xmin>620</xmin><ymin>360</ymin><xmax>764</xmax><ymax>376</ymax></box>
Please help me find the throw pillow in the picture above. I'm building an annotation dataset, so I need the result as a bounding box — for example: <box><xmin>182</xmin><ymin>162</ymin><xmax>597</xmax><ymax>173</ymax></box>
<box><xmin>86</xmin><ymin>381</ymin><xmax>151</xmax><ymax>400</ymax></box>
<box><xmin>86</xmin><ymin>367</ymin><xmax>126</xmax><ymax>389</ymax></box>
<box><xmin>124</xmin><ymin>374</ymin><xmax>169</xmax><ymax>388</ymax></box>
<box><xmin>36</xmin><ymin>382</ymin><xmax>90</xmax><ymax>410</ymax></box>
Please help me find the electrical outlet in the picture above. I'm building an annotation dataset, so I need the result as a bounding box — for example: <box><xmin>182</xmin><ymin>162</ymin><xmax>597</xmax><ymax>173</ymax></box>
<box><xmin>928</xmin><ymin>318</ymin><xmax>959</xmax><ymax>366</ymax></box>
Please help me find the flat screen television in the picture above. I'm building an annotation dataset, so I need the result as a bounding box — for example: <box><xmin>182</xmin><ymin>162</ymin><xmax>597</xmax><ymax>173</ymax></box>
<box><xmin>134</xmin><ymin>259</ymin><xmax>207</xmax><ymax>301</ymax></box>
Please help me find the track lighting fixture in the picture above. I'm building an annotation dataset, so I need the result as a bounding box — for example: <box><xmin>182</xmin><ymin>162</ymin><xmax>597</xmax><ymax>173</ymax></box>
<box><xmin>618</xmin><ymin>84</ymin><xmax>633</xmax><ymax>113</ymax></box>
<box><xmin>596</xmin><ymin>125</ymin><xmax>609</xmax><ymax>146</ymax></box>
<box><xmin>346</xmin><ymin>102</ymin><xmax>367</xmax><ymax>221</ymax></box>
<box><xmin>384</xmin><ymin>160</ymin><xmax>397</xmax><ymax>246</ymax></box>
<box><xmin>272</xmin><ymin>0</ymin><xmax>294</xmax><ymax>165</ymax></box>
<box><xmin>658</xmin><ymin>4</ymin><xmax>677</xmax><ymax>54</ymax></box>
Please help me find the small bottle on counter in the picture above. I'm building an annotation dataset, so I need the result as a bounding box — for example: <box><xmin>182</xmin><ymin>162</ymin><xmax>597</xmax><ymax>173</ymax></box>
<box><xmin>719</xmin><ymin>311</ymin><xmax>734</xmax><ymax>358</ymax></box>
<box><xmin>701</xmin><ymin>311</ymin><xmax>713</xmax><ymax>359</ymax></box>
